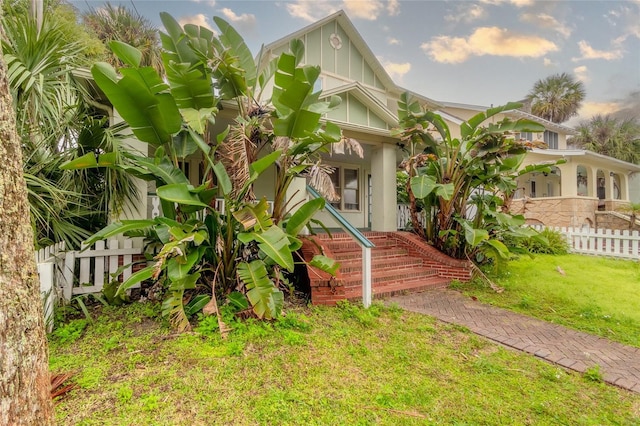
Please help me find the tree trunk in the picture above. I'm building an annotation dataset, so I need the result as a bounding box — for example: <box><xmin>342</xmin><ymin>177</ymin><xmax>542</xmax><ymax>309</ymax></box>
<box><xmin>0</xmin><ymin>4</ymin><xmax>55</xmax><ymax>423</ymax></box>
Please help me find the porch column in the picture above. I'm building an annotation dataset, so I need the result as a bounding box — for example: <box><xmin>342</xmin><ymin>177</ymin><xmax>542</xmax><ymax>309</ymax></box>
<box><xmin>559</xmin><ymin>163</ymin><xmax>577</xmax><ymax>196</ymax></box>
<box><xmin>605</xmin><ymin>172</ymin><xmax>615</xmax><ymax>200</ymax></box>
<box><xmin>371</xmin><ymin>143</ymin><xmax>397</xmax><ymax>232</ymax></box>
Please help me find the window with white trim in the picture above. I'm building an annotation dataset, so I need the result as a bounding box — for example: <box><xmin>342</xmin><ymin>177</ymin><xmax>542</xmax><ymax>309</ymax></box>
<box><xmin>544</xmin><ymin>130</ymin><xmax>558</xmax><ymax>149</ymax></box>
<box><xmin>329</xmin><ymin>166</ymin><xmax>360</xmax><ymax>211</ymax></box>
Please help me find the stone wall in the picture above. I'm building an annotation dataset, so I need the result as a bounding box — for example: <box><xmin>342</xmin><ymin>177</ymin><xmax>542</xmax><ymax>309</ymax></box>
<box><xmin>509</xmin><ymin>197</ymin><xmax>598</xmax><ymax>228</ymax></box>
<box><xmin>595</xmin><ymin>212</ymin><xmax>640</xmax><ymax>232</ymax></box>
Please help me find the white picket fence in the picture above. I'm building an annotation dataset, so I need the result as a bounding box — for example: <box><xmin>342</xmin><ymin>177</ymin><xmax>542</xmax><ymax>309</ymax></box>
<box><xmin>531</xmin><ymin>225</ymin><xmax>640</xmax><ymax>259</ymax></box>
<box><xmin>35</xmin><ymin>238</ymin><xmax>145</xmax><ymax>303</ymax></box>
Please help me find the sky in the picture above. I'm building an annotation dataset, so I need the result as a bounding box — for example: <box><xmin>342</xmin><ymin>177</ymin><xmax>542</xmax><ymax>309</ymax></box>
<box><xmin>70</xmin><ymin>0</ymin><xmax>640</xmax><ymax>127</ymax></box>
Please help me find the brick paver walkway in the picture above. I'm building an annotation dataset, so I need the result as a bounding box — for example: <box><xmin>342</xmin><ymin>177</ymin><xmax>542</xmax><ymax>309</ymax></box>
<box><xmin>389</xmin><ymin>289</ymin><xmax>640</xmax><ymax>393</ymax></box>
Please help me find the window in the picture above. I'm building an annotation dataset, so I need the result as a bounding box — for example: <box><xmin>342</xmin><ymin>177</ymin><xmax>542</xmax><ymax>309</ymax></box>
<box><xmin>329</xmin><ymin>166</ymin><xmax>360</xmax><ymax>211</ymax></box>
<box><xmin>544</xmin><ymin>131</ymin><xmax>558</xmax><ymax>149</ymax></box>
<box><xmin>516</xmin><ymin>132</ymin><xmax>533</xmax><ymax>141</ymax></box>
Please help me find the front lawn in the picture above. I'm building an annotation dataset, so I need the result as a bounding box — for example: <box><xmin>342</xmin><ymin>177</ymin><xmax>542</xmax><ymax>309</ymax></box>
<box><xmin>50</xmin><ymin>302</ymin><xmax>639</xmax><ymax>425</ymax></box>
<box><xmin>452</xmin><ymin>254</ymin><xmax>640</xmax><ymax>347</ymax></box>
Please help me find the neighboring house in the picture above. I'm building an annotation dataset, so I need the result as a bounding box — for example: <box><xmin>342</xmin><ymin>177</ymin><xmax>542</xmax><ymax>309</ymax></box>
<box><xmin>437</xmin><ymin>102</ymin><xmax>640</xmax><ymax>229</ymax></box>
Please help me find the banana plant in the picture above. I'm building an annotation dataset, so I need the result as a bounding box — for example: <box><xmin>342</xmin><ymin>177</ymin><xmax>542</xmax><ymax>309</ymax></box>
<box><xmin>71</xmin><ymin>15</ymin><xmax>341</xmax><ymax>330</ymax></box>
<box><xmin>394</xmin><ymin>93</ymin><xmax>564</xmax><ymax>262</ymax></box>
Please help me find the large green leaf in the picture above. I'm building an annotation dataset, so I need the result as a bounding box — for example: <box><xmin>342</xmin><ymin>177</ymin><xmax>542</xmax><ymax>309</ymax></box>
<box><xmin>115</xmin><ymin>265</ymin><xmax>154</xmax><ymax>298</ymax></box>
<box><xmin>214</xmin><ymin>16</ymin><xmax>257</xmax><ymax>89</ymax></box>
<box><xmin>249</xmin><ymin>150</ymin><xmax>282</xmax><ymax>175</ymax></box>
<box><xmin>238</xmin><ymin>226</ymin><xmax>294</xmax><ymax>271</ymax></box>
<box><xmin>309</xmin><ymin>255</ymin><xmax>340</xmax><ymax>276</ymax></box>
<box><xmin>60</xmin><ymin>152</ymin><xmax>117</xmax><ymax>170</ymax></box>
<box><xmin>285</xmin><ymin>198</ymin><xmax>325</xmax><ymax>236</ymax></box>
<box><xmin>461</xmin><ymin>221</ymin><xmax>489</xmax><ymax>248</ymax></box>
<box><xmin>156</xmin><ymin>183</ymin><xmax>209</xmax><ymax>208</ymax></box>
<box><xmin>84</xmin><ymin>220</ymin><xmax>157</xmax><ymax>246</ymax></box>
<box><xmin>482</xmin><ymin>239</ymin><xmax>510</xmax><ymax>260</ymax></box>
<box><xmin>237</xmin><ymin>261</ymin><xmax>283</xmax><ymax>319</ymax></box>
<box><xmin>410</xmin><ymin>175</ymin><xmax>438</xmax><ymax>199</ymax></box>
<box><xmin>212</xmin><ymin>162</ymin><xmax>232</xmax><ymax>195</ymax></box>
<box><xmin>91</xmin><ymin>62</ymin><xmax>181</xmax><ymax>146</ymax></box>
<box><xmin>109</xmin><ymin>40</ymin><xmax>142</xmax><ymax>67</ymax></box>
<box><xmin>168</xmin><ymin>272</ymin><xmax>200</xmax><ymax>291</ymax></box>
<box><xmin>167</xmin><ymin>249</ymin><xmax>204</xmax><ymax>281</ymax></box>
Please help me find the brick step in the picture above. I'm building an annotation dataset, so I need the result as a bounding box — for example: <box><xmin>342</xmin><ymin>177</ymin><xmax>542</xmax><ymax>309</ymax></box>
<box><xmin>324</xmin><ymin>239</ymin><xmax>399</xmax><ymax>252</ymax></box>
<box><xmin>344</xmin><ymin>276</ymin><xmax>451</xmax><ymax>299</ymax></box>
<box><xmin>338</xmin><ymin>255</ymin><xmax>424</xmax><ymax>273</ymax></box>
<box><xmin>341</xmin><ymin>267</ymin><xmax>438</xmax><ymax>288</ymax></box>
<box><xmin>331</xmin><ymin>246</ymin><xmax>408</xmax><ymax>260</ymax></box>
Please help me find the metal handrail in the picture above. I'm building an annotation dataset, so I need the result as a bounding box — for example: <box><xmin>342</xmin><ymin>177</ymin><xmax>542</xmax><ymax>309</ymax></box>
<box><xmin>306</xmin><ymin>185</ymin><xmax>374</xmax><ymax>307</ymax></box>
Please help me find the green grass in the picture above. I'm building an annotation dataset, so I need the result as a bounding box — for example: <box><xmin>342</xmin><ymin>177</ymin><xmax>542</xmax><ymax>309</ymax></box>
<box><xmin>50</xmin><ymin>302</ymin><xmax>640</xmax><ymax>425</ymax></box>
<box><xmin>452</xmin><ymin>254</ymin><xmax>640</xmax><ymax>347</ymax></box>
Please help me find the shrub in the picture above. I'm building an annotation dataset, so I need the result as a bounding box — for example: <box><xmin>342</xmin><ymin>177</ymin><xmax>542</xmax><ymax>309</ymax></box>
<box><xmin>521</xmin><ymin>228</ymin><xmax>569</xmax><ymax>255</ymax></box>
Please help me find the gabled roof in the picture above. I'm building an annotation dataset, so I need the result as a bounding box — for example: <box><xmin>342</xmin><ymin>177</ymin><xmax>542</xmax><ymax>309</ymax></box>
<box><xmin>439</xmin><ymin>101</ymin><xmax>577</xmax><ymax>135</ymax></box>
<box><xmin>259</xmin><ymin>10</ymin><xmax>440</xmax><ymax>110</ymax></box>
<box><xmin>530</xmin><ymin>149</ymin><xmax>640</xmax><ymax>172</ymax></box>
<box><xmin>322</xmin><ymin>81</ymin><xmax>398</xmax><ymax>126</ymax></box>
<box><xmin>261</xmin><ymin>10</ymin><xmax>395</xmax><ymax>90</ymax></box>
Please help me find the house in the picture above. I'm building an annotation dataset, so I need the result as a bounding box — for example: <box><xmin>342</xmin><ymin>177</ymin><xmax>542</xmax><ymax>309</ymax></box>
<box><xmin>81</xmin><ymin>10</ymin><xmax>638</xmax><ymax>304</ymax></box>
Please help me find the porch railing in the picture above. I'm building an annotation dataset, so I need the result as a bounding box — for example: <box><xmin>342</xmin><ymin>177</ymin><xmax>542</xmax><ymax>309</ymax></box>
<box><xmin>307</xmin><ymin>185</ymin><xmax>375</xmax><ymax>308</ymax></box>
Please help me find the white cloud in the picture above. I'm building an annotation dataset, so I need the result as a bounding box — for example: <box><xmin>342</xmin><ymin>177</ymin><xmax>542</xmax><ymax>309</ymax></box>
<box><xmin>387</xmin><ymin>37</ymin><xmax>401</xmax><ymax>46</ymax></box>
<box><xmin>285</xmin><ymin>0</ymin><xmax>395</xmax><ymax>22</ymax></box>
<box><xmin>178</xmin><ymin>14</ymin><xmax>215</xmax><ymax>32</ymax></box>
<box><xmin>380</xmin><ymin>59</ymin><xmax>411</xmax><ymax>82</ymax></box>
<box><xmin>577</xmin><ymin>101</ymin><xmax>624</xmax><ymax>118</ymax></box>
<box><xmin>445</xmin><ymin>4</ymin><xmax>487</xmax><ymax>23</ymax></box>
<box><xmin>519</xmin><ymin>13</ymin><xmax>571</xmax><ymax>38</ymax></box>
<box><xmin>190</xmin><ymin>0</ymin><xmax>216</xmax><ymax>6</ymax></box>
<box><xmin>220</xmin><ymin>8</ymin><xmax>256</xmax><ymax>28</ymax></box>
<box><xmin>543</xmin><ymin>57</ymin><xmax>555</xmax><ymax>67</ymax></box>
<box><xmin>387</xmin><ymin>0</ymin><xmax>400</xmax><ymax>16</ymax></box>
<box><xmin>479</xmin><ymin>0</ymin><xmax>534</xmax><ymax>7</ymax></box>
<box><xmin>572</xmin><ymin>40</ymin><xmax>624</xmax><ymax>61</ymax></box>
<box><xmin>421</xmin><ymin>27</ymin><xmax>558</xmax><ymax>64</ymax></box>
<box><xmin>285</xmin><ymin>1</ymin><xmax>340</xmax><ymax>22</ymax></box>
<box><xmin>573</xmin><ymin>65</ymin><xmax>590</xmax><ymax>83</ymax></box>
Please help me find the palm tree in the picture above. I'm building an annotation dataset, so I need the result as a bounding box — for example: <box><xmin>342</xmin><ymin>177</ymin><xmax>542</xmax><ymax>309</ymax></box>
<box><xmin>526</xmin><ymin>72</ymin><xmax>585</xmax><ymax>123</ymax></box>
<box><xmin>2</xmin><ymin>0</ymin><xmax>139</xmax><ymax>247</ymax></box>
<box><xmin>569</xmin><ymin>115</ymin><xmax>640</xmax><ymax>164</ymax></box>
<box><xmin>82</xmin><ymin>2</ymin><xmax>163</xmax><ymax>74</ymax></box>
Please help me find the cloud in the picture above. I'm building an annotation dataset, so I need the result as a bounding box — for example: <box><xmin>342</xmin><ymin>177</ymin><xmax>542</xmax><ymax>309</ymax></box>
<box><xmin>519</xmin><ymin>13</ymin><xmax>571</xmax><ymax>38</ymax></box>
<box><xmin>573</xmin><ymin>65</ymin><xmax>590</xmax><ymax>83</ymax></box>
<box><xmin>285</xmin><ymin>1</ymin><xmax>340</xmax><ymax>22</ymax></box>
<box><xmin>576</xmin><ymin>101</ymin><xmax>625</xmax><ymax>120</ymax></box>
<box><xmin>285</xmin><ymin>0</ymin><xmax>396</xmax><ymax>22</ymax></box>
<box><xmin>421</xmin><ymin>27</ymin><xmax>558</xmax><ymax>64</ymax></box>
<box><xmin>572</xmin><ymin>40</ymin><xmax>624</xmax><ymax>61</ymax></box>
<box><xmin>178</xmin><ymin>14</ymin><xmax>215</xmax><ymax>32</ymax></box>
<box><xmin>445</xmin><ymin>4</ymin><xmax>487</xmax><ymax>23</ymax></box>
<box><xmin>387</xmin><ymin>0</ymin><xmax>400</xmax><ymax>16</ymax></box>
<box><xmin>387</xmin><ymin>37</ymin><xmax>401</xmax><ymax>46</ymax></box>
<box><xmin>479</xmin><ymin>0</ymin><xmax>534</xmax><ymax>7</ymax></box>
<box><xmin>220</xmin><ymin>8</ymin><xmax>256</xmax><ymax>28</ymax></box>
<box><xmin>380</xmin><ymin>59</ymin><xmax>411</xmax><ymax>82</ymax></box>
<box><xmin>190</xmin><ymin>0</ymin><xmax>216</xmax><ymax>6</ymax></box>
<box><xmin>543</xmin><ymin>57</ymin><xmax>556</xmax><ymax>67</ymax></box>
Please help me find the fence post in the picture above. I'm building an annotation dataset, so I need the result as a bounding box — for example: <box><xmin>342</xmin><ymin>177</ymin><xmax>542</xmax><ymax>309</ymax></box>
<box><xmin>62</xmin><ymin>249</ymin><xmax>76</xmax><ymax>301</ymax></box>
<box><xmin>38</xmin><ymin>262</ymin><xmax>55</xmax><ymax>332</ymax></box>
